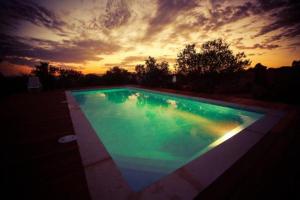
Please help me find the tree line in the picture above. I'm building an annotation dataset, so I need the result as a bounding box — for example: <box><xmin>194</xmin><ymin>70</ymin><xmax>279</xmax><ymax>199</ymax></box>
<box><xmin>133</xmin><ymin>39</ymin><xmax>251</xmax><ymax>87</ymax></box>
<box><xmin>1</xmin><ymin>39</ymin><xmax>300</xmax><ymax>104</ymax></box>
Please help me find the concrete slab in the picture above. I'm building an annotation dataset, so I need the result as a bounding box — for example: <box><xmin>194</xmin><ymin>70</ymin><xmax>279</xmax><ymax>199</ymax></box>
<box><xmin>182</xmin><ymin>130</ymin><xmax>261</xmax><ymax>189</ymax></box>
<box><xmin>245</xmin><ymin>114</ymin><xmax>282</xmax><ymax>135</ymax></box>
<box><xmin>66</xmin><ymin>91</ymin><xmax>110</xmax><ymax>166</ymax></box>
<box><xmin>139</xmin><ymin>172</ymin><xmax>199</xmax><ymax>200</ymax></box>
<box><xmin>85</xmin><ymin>159</ymin><xmax>132</xmax><ymax>200</ymax></box>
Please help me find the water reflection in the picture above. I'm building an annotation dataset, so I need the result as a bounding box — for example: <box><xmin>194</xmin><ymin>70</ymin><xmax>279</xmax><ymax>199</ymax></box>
<box><xmin>136</xmin><ymin>92</ymin><xmax>169</xmax><ymax>108</ymax></box>
<box><xmin>166</xmin><ymin>99</ymin><xmax>177</xmax><ymax>108</ymax></box>
<box><xmin>97</xmin><ymin>93</ymin><xmax>106</xmax><ymax>98</ymax></box>
<box><xmin>101</xmin><ymin>89</ymin><xmax>244</xmax><ymax>124</ymax></box>
<box><xmin>128</xmin><ymin>93</ymin><xmax>139</xmax><ymax>101</ymax></box>
<box><xmin>105</xmin><ymin>90</ymin><xmax>131</xmax><ymax>104</ymax></box>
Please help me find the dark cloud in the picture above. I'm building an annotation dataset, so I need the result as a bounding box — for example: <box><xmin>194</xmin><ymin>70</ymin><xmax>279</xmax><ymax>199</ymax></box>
<box><xmin>0</xmin><ymin>0</ymin><xmax>66</xmax><ymax>33</ymax></box>
<box><xmin>0</xmin><ymin>34</ymin><xmax>121</xmax><ymax>65</ymax></box>
<box><xmin>3</xmin><ymin>56</ymin><xmax>38</xmax><ymax>67</ymax></box>
<box><xmin>266</xmin><ymin>27</ymin><xmax>300</xmax><ymax>42</ymax></box>
<box><xmin>288</xmin><ymin>41</ymin><xmax>300</xmax><ymax>47</ymax></box>
<box><xmin>169</xmin><ymin>1</ymin><xmax>257</xmax><ymax>37</ymax></box>
<box><xmin>0</xmin><ymin>34</ymin><xmax>33</xmax><ymax>61</ymax></box>
<box><xmin>143</xmin><ymin>0</ymin><xmax>198</xmax><ymax>40</ymax></box>
<box><xmin>185</xmin><ymin>0</ymin><xmax>300</xmax><ymax>44</ymax></box>
<box><xmin>68</xmin><ymin>0</ymin><xmax>131</xmax><ymax>33</ymax></box>
<box><xmin>255</xmin><ymin>0</ymin><xmax>300</xmax><ymax>40</ymax></box>
<box><xmin>170</xmin><ymin>0</ymin><xmax>300</xmax><ymax>43</ymax></box>
<box><xmin>236</xmin><ymin>43</ymin><xmax>280</xmax><ymax>50</ymax></box>
<box><xmin>206</xmin><ymin>2</ymin><xmax>256</xmax><ymax>31</ymax></box>
<box><xmin>256</xmin><ymin>0</ymin><xmax>288</xmax><ymax>12</ymax></box>
<box><xmin>103</xmin><ymin>0</ymin><xmax>131</xmax><ymax>29</ymax></box>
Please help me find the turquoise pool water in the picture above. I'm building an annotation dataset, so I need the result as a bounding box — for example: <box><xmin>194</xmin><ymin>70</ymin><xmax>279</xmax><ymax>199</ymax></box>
<box><xmin>72</xmin><ymin>88</ymin><xmax>263</xmax><ymax>191</ymax></box>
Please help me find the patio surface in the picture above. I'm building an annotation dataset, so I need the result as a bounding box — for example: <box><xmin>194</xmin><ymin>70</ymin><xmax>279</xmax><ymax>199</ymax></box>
<box><xmin>2</xmin><ymin>90</ymin><xmax>90</xmax><ymax>200</ymax></box>
<box><xmin>2</xmin><ymin>86</ymin><xmax>299</xmax><ymax>200</ymax></box>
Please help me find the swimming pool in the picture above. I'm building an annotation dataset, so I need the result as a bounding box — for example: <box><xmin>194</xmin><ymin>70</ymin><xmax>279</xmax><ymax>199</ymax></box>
<box><xmin>71</xmin><ymin>87</ymin><xmax>264</xmax><ymax>191</ymax></box>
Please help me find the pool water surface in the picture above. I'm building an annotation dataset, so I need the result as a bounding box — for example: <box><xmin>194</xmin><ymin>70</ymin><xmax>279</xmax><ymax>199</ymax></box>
<box><xmin>72</xmin><ymin>88</ymin><xmax>263</xmax><ymax>191</ymax></box>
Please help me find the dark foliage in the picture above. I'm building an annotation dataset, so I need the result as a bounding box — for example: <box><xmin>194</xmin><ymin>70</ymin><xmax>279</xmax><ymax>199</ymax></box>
<box><xmin>176</xmin><ymin>44</ymin><xmax>199</xmax><ymax>75</ymax></box>
<box><xmin>31</xmin><ymin>62</ymin><xmax>56</xmax><ymax>89</ymax></box>
<box><xmin>102</xmin><ymin>66</ymin><xmax>134</xmax><ymax>85</ymax></box>
<box><xmin>173</xmin><ymin>39</ymin><xmax>251</xmax><ymax>93</ymax></box>
<box><xmin>176</xmin><ymin>39</ymin><xmax>251</xmax><ymax>75</ymax></box>
<box><xmin>250</xmin><ymin>63</ymin><xmax>268</xmax><ymax>99</ymax></box>
<box><xmin>134</xmin><ymin>57</ymin><xmax>172</xmax><ymax>87</ymax></box>
<box><xmin>292</xmin><ymin>60</ymin><xmax>300</xmax><ymax>68</ymax></box>
<box><xmin>32</xmin><ymin>62</ymin><xmax>84</xmax><ymax>89</ymax></box>
<box><xmin>81</xmin><ymin>73</ymin><xmax>103</xmax><ymax>86</ymax></box>
<box><xmin>1</xmin><ymin>39</ymin><xmax>300</xmax><ymax>104</ymax></box>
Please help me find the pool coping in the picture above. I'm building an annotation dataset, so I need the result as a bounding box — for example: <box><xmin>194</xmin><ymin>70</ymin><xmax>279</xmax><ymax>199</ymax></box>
<box><xmin>65</xmin><ymin>86</ymin><xmax>285</xmax><ymax>200</ymax></box>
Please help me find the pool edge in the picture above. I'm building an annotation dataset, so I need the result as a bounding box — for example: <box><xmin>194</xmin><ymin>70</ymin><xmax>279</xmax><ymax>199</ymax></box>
<box><xmin>65</xmin><ymin>86</ymin><xmax>285</xmax><ymax>200</ymax></box>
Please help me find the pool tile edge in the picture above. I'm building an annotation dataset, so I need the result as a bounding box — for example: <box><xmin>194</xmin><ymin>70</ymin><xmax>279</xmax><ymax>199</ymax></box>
<box><xmin>65</xmin><ymin>87</ymin><xmax>286</xmax><ymax>200</ymax></box>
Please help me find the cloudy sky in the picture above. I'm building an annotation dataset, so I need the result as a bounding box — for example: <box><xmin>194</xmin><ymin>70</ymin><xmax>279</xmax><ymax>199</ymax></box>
<box><xmin>0</xmin><ymin>0</ymin><xmax>299</xmax><ymax>75</ymax></box>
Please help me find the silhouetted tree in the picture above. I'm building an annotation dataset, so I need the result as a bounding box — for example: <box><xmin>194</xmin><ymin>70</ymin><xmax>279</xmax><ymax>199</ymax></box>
<box><xmin>58</xmin><ymin>68</ymin><xmax>83</xmax><ymax>87</ymax></box>
<box><xmin>251</xmin><ymin>63</ymin><xmax>268</xmax><ymax>99</ymax></box>
<box><xmin>254</xmin><ymin>63</ymin><xmax>267</xmax><ymax>70</ymax></box>
<box><xmin>32</xmin><ymin>62</ymin><xmax>58</xmax><ymax>89</ymax></box>
<box><xmin>176</xmin><ymin>44</ymin><xmax>200</xmax><ymax>75</ymax></box>
<box><xmin>176</xmin><ymin>39</ymin><xmax>251</xmax><ymax>76</ymax></box>
<box><xmin>144</xmin><ymin>57</ymin><xmax>159</xmax><ymax>85</ymax></box>
<box><xmin>103</xmin><ymin>66</ymin><xmax>132</xmax><ymax>84</ymax></box>
<box><xmin>32</xmin><ymin>62</ymin><xmax>49</xmax><ymax>77</ymax></box>
<box><xmin>253</xmin><ymin>63</ymin><xmax>267</xmax><ymax>86</ymax></box>
<box><xmin>59</xmin><ymin>68</ymin><xmax>83</xmax><ymax>79</ymax></box>
<box><xmin>145</xmin><ymin>57</ymin><xmax>157</xmax><ymax>73</ymax></box>
<box><xmin>201</xmin><ymin>39</ymin><xmax>248</xmax><ymax>73</ymax></box>
<box><xmin>159</xmin><ymin>61</ymin><xmax>170</xmax><ymax>75</ymax></box>
<box><xmin>31</xmin><ymin>62</ymin><xmax>86</xmax><ymax>89</ymax></box>
<box><xmin>174</xmin><ymin>39</ymin><xmax>252</xmax><ymax>92</ymax></box>
<box><xmin>292</xmin><ymin>60</ymin><xmax>300</xmax><ymax>68</ymax></box>
<box><xmin>135</xmin><ymin>64</ymin><xmax>145</xmax><ymax>84</ymax></box>
<box><xmin>83</xmin><ymin>73</ymin><xmax>103</xmax><ymax>86</ymax></box>
<box><xmin>139</xmin><ymin>56</ymin><xmax>170</xmax><ymax>86</ymax></box>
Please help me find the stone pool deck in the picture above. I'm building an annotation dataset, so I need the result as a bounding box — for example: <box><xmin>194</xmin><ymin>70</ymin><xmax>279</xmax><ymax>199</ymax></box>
<box><xmin>2</xmin><ymin>90</ymin><xmax>91</xmax><ymax>200</ymax></box>
<box><xmin>2</xmin><ymin>86</ymin><xmax>299</xmax><ymax>200</ymax></box>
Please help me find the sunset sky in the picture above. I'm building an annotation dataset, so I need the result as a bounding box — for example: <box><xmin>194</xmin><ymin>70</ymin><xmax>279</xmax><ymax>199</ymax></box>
<box><xmin>0</xmin><ymin>0</ymin><xmax>299</xmax><ymax>76</ymax></box>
